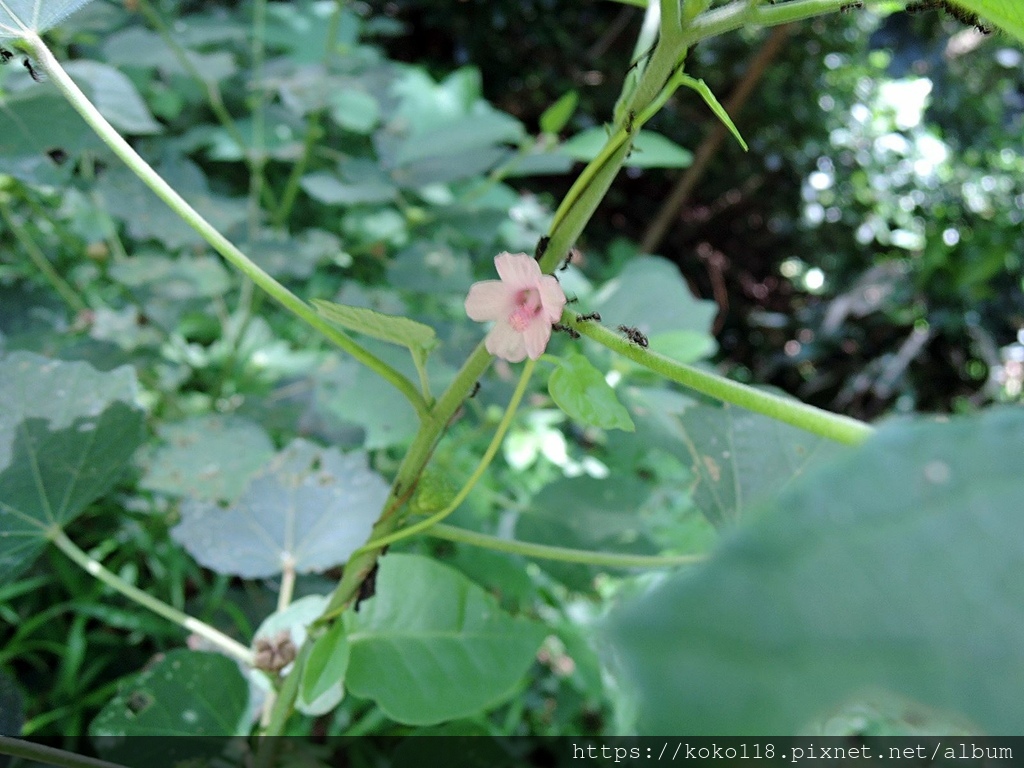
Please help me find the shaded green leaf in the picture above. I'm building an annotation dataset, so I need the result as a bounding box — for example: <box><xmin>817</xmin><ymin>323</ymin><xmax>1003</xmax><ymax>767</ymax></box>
<box><xmin>679</xmin><ymin>402</ymin><xmax>846</xmax><ymax>527</ymax></box>
<box><xmin>63</xmin><ymin>60</ymin><xmax>161</xmax><ymax>135</ymax></box>
<box><xmin>138</xmin><ymin>414</ymin><xmax>275</xmax><ymax>502</ymax></box>
<box><xmin>171</xmin><ymin>440</ymin><xmax>388</xmax><ymax>577</ymax></box>
<box><xmin>330</xmin><ymin>89</ymin><xmax>380</xmax><ymax>134</ymax></box>
<box><xmin>0</xmin><ymin>0</ymin><xmax>94</xmax><ymax>40</ymax></box>
<box><xmin>312</xmin><ymin>299</ymin><xmax>437</xmax><ymax>353</ymax></box>
<box><xmin>344</xmin><ymin>553</ymin><xmax>545</xmax><ymax>725</ymax></box>
<box><xmin>0</xmin><ymin>353</ymin><xmax>143</xmax><ymax>582</ymax></box>
<box><xmin>90</xmin><ymin>650</ymin><xmax>248</xmax><ymax>738</ymax></box>
<box><xmin>539</xmin><ymin>90</ymin><xmax>579</xmax><ymax>134</ymax></box>
<box><xmin>560</xmin><ymin>128</ymin><xmax>693</xmax><ymax>169</ymax></box>
<box><xmin>604</xmin><ymin>409</ymin><xmax>1024</xmax><ymax>735</ymax></box>
<box><xmin>549</xmin><ymin>354</ymin><xmax>634</xmax><ymax>432</ymax></box>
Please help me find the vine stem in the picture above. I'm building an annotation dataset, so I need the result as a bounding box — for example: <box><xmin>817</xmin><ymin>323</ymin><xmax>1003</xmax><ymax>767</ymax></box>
<box><xmin>567</xmin><ymin>312</ymin><xmax>872</xmax><ymax>444</ymax></box>
<box><xmin>353</xmin><ymin>358</ymin><xmax>538</xmax><ymax>553</ymax></box>
<box><xmin>50</xmin><ymin>529</ymin><xmax>254</xmax><ymax>666</ymax></box>
<box><xmin>23</xmin><ymin>33</ymin><xmax>428</xmax><ymax>420</ymax></box>
<box><xmin>429</xmin><ymin>524</ymin><xmax>706</xmax><ymax>568</ymax></box>
<box><xmin>0</xmin><ymin>737</ymin><xmax>126</xmax><ymax>768</ymax></box>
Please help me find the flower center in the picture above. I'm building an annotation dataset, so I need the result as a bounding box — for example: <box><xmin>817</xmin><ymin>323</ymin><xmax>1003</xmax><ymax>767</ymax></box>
<box><xmin>508</xmin><ymin>288</ymin><xmax>542</xmax><ymax>332</ymax></box>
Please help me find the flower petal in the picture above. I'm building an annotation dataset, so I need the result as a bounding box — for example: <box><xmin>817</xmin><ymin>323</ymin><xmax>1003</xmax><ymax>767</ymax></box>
<box><xmin>522</xmin><ymin>320</ymin><xmax>552</xmax><ymax>360</ymax></box>
<box><xmin>485</xmin><ymin>322</ymin><xmax>527</xmax><ymax>363</ymax></box>
<box><xmin>494</xmin><ymin>252</ymin><xmax>541</xmax><ymax>291</ymax></box>
<box><xmin>465</xmin><ymin>280</ymin><xmax>511</xmax><ymax>321</ymax></box>
<box><xmin>538</xmin><ymin>274</ymin><xmax>567</xmax><ymax>322</ymax></box>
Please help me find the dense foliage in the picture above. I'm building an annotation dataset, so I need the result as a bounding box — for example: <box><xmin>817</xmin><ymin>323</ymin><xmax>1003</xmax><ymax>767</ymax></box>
<box><xmin>1</xmin><ymin>0</ymin><xmax>1023</xmax><ymax>756</ymax></box>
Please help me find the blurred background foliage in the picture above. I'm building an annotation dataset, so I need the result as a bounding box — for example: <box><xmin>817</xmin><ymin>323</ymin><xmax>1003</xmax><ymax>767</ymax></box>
<box><xmin>1</xmin><ymin>0</ymin><xmax>1022</xmax><ymax>747</ymax></box>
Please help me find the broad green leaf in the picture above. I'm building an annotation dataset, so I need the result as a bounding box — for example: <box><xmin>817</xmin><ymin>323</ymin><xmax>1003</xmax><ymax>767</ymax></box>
<box><xmin>138</xmin><ymin>414</ymin><xmax>274</xmax><ymax>502</ymax></box>
<box><xmin>516</xmin><ymin>476</ymin><xmax>660</xmax><ymax>591</ymax></box>
<box><xmin>560</xmin><ymin>128</ymin><xmax>693</xmax><ymax>169</ymax></box>
<box><xmin>539</xmin><ymin>90</ymin><xmax>579</xmax><ymax>134</ymax></box>
<box><xmin>549</xmin><ymin>354</ymin><xmax>635</xmax><ymax>432</ymax></box>
<box><xmin>0</xmin><ymin>353</ymin><xmax>143</xmax><ymax>582</ymax></box>
<box><xmin>594</xmin><ymin>255</ymin><xmax>717</xmax><ymax>337</ymax></box>
<box><xmin>344</xmin><ymin>553</ymin><xmax>545</xmax><ymax>725</ymax></box>
<box><xmin>649</xmin><ymin>329</ymin><xmax>717</xmax><ymax>364</ymax></box>
<box><xmin>604</xmin><ymin>408</ymin><xmax>1024</xmax><ymax>735</ymax></box>
<box><xmin>679</xmin><ymin>402</ymin><xmax>846</xmax><ymax>527</ymax></box>
<box><xmin>300</xmin><ymin>618</ymin><xmax>349</xmax><ymax>715</ymax></box>
<box><xmin>678</xmin><ymin>74</ymin><xmax>748</xmax><ymax>151</ymax></box>
<box><xmin>63</xmin><ymin>60</ymin><xmax>161</xmax><ymax>135</ymax></box>
<box><xmin>90</xmin><ymin>650</ymin><xmax>248</xmax><ymax>739</ymax></box>
<box><xmin>300</xmin><ymin>169</ymin><xmax>397</xmax><ymax>205</ymax></box>
<box><xmin>312</xmin><ymin>299</ymin><xmax>437</xmax><ymax>354</ymax></box>
<box><xmin>953</xmin><ymin>0</ymin><xmax>1024</xmax><ymax>43</ymax></box>
<box><xmin>329</xmin><ymin>89</ymin><xmax>380</xmax><ymax>134</ymax></box>
<box><xmin>0</xmin><ymin>0</ymin><xmax>94</xmax><ymax>40</ymax></box>
<box><xmin>171</xmin><ymin>440</ymin><xmax>388</xmax><ymax>578</ymax></box>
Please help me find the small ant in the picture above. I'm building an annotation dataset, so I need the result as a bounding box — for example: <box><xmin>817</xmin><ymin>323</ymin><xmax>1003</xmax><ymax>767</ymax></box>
<box><xmin>470</xmin><ymin>381</ymin><xmax>481</xmax><ymax>398</ymax></box>
<box><xmin>553</xmin><ymin>323</ymin><xmax>580</xmax><ymax>340</ymax></box>
<box><xmin>576</xmin><ymin>312</ymin><xmax>601</xmax><ymax>323</ymax></box>
<box><xmin>625</xmin><ymin>110</ymin><xmax>636</xmax><ymax>134</ymax></box>
<box><xmin>617</xmin><ymin>324</ymin><xmax>649</xmax><ymax>348</ymax></box>
<box><xmin>840</xmin><ymin>1</ymin><xmax>863</xmax><ymax>11</ymax></box>
<box><xmin>0</xmin><ymin>47</ymin><xmax>13</xmax><ymax>64</ymax></box>
<box><xmin>559</xmin><ymin>247</ymin><xmax>578</xmax><ymax>272</ymax></box>
<box><xmin>23</xmin><ymin>58</ymin><xmax>42</xmax><ymax>81</ymax></box>
<box><xmin>566</xmin><ymin>295</ymin><xmax>579</xmax><ymax>305</ymax></box>
<box><xmin>534</xmin><ymin>235</ymin><xmax>550</xmax><ymax>262</ymax></box>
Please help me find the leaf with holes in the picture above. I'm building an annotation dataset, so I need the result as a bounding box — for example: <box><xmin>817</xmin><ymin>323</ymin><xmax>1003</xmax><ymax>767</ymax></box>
<box><xmin>171</xmin><ymin>439</ymin><xmax>388</xmax><ymax>578</ymax></box>
<box><xmin>0</xmin><ymin>352</ymin><xmax>144</xmax><ymax>583</ymax></box>
<box><xmin>604</xmin><ymin>408</ymin><xmax>1024</xmax><ymax>735</ymax></box>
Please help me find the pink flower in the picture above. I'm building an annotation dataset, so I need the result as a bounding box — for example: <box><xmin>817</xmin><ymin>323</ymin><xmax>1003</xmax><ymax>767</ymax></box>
<box><xmin>465</xmin><ymin>252</ymin><xmax>567</xmax><ymax>362</ymax></box>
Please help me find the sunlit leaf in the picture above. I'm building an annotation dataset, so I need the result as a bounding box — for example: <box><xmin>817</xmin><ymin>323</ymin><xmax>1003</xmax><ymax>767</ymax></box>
<box><xmin>953</xmin><ymin>0</ymin><xmax>1024</xmax><ymax>43</ymax></box>
<box><xmin>312</xmin><ymin>299</ymin><xmax>437</xmax><ymax>354</ymax></box>
<box><xmin>549</xmin><ymin>353</ymin><xmax>635</xmax><ymax>432</ymax></box>
<box><xmin>171</xmin><ymin>439</ymin><xmax>388</xmax><ymax>578</ymax></box>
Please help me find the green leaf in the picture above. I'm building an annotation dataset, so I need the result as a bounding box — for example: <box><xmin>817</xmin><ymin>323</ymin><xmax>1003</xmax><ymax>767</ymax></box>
<box><xmin>678</xmin><ymin>74</ymin><xmax>748</xmax><ymax>151</ymax></box>
<box><xmin>329</xmin><ymin>89</ymin><xmax>380</xmax><ymax>134</ymax></box>
<box><xmin>311</xmin><ymin>299</ymin><xmax>437</xmax><ymax>354</ymax></box>
<box><xmin>604</xmin><ymin>408</ymin><xmax>1024</xmax><ymax>735</ymax></box>
<box><xmin>649</xmin><ymin>329</ymin><xmax>717</xmax><ymax>364</ymax></box>
<box><xmin>300</xmin><ymin>618</ymin><xmax>350</xmax><ymax>715</ymax></box>
<box><xmin>595</xmin><ymin>255</ymin><xmax>717</xmax><ymax>337</ymax></box>
<box><xmin>0</xmin><ymin>0</ymin><xmax>94</xmax><ymax>40</ymax></box>
<box><xmin>952</xmin><ymin>0</ymin><xmax>1024</xmax><ymax>43</ymax></box>
<box><xmin>0</xmin><ymin>353</ymin><xmax>144</xmax><ymax>582</ymax></box>
<box><xmin>679</xmin><ymin>402</ymin><xmax>846</xmax><ymax>527</ymax></box>
<box><xmin>138</xmin><ymin>414</ymin><xmax>274</xmax><ymax>502</ymax></box>
<box><xmin>549</xmin><ymin>354</ymin><xmax>634</xmax><ymax>432</ymax></box>
<box><xmin>344</xmin><ymin>553</ymin><xmax>545</xmax><ymax>725</ymax></box>
<box><xmin>171</xmin><ymin>440</ymin><xmax>388</xmax><ymax>577</ymax></box>
<box><xmin>560</xmin><ymin>128</ymin><xmax>693</xmax><ymax>169</ymax></box>
<box><xmin>90</xmin><ymin>650</ymin><xmax>249</xmax><ymax>739</ymax></box>
<box><xmin>516</xmin><ymin>476</ymin><xmax>660</xmax><ymax>591</ymax></box>
<box><xmin>63</xmin><ymin>61</ymin><xmax>161</xmax><ymax>135</ymax></box>
<box><xmin>539</xmin><ymin>90</ymin><xmax>579</xmax><ymax>134</ymax></box>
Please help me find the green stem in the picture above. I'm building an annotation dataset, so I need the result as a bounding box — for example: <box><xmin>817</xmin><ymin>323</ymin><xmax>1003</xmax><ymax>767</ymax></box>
<box><xmin>0</xmin><ymin>737</ymin><xmax>126</xmax><ymax>768</ymax></box>
<box><xmin>354</xmin><ymin>359</ymin><xmax>537</xmax><ymax>553</ymax></box>
<box><xmin>429</xmin><ymin>524</ymin><xmax>706</xmax><ymax>568</ymax></box>
<box><xmin>26</xmin><ymin>34</ymin><xmax>428</xmax><ymax>420</ymax></box>
<box><xmin>50</xmin><ymin>529</ymin><xmax>254</xmax><ymax>666</ymax></box>
<box><xmin>566</xmin><ymin>312</ymin><xmax>873</xmax><ymax>445</ymax></box>
<box><xmin>0</xmin><ymin>199</ymin><xmax>86</xmax><ymax>312</ymax></box>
